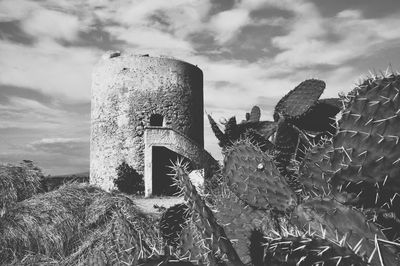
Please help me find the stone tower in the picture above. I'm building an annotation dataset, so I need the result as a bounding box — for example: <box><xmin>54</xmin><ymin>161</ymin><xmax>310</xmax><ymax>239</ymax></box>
<box><xmin>90</xmin><ymin>51</ymin><xmax>215</xmax><ymax>196</ymax></box>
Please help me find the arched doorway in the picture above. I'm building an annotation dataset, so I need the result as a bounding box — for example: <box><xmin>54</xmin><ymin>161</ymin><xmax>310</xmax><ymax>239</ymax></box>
<box><xmin>152</xmin><ymin>146</ymin><xmax>192</xmax><ymax>196</ymax></box>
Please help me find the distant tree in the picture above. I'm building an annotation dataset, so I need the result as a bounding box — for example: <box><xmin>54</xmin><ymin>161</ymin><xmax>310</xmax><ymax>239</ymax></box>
<box><xmin>114</xmin><ymin>162</ymin><xmax>144</xmax><ymax>195</ymax></box>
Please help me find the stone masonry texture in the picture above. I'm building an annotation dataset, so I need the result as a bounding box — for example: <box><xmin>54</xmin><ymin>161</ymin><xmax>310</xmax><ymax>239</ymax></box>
<box><xmin>90</xmin><ymin>51</ymin><xmax>204</xmax><ymax>191</ymax></box>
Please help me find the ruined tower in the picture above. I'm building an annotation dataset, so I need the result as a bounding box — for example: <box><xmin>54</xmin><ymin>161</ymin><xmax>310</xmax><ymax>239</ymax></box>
<box><xmin>90</xmin><ymin>51</ymin><xmax>215</xmax><ymax>196</ymax></box>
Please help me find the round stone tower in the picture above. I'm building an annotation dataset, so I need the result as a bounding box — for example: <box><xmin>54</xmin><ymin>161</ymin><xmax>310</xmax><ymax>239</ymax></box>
<box><xmin>90</xmin><ymin>51</ymin><xmax>204</xmax><ymax>192</ymax></box>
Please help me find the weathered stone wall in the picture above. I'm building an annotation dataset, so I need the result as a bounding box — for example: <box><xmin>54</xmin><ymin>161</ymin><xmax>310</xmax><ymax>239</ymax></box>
<box><xmin>90</xmin><ymin>51</ymin><xmax>204</xmax><ymax>191</ymax></box>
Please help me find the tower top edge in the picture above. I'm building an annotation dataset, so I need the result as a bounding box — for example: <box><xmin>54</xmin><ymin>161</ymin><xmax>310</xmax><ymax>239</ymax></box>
<box><xmin>99</xmin><ymin>50</ymin><xmax>201</xmax><ymax>71</ymax></box>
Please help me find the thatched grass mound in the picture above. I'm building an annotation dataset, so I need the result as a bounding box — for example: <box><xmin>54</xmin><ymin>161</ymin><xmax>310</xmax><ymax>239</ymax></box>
<box><xmin>64</xmin><ymin>191</ymin><xmax>163</xmax><ymax>266</ymax></box>
<box><xmin>0</xmin><ymin>161</ymin><xmax>43</xmax><ymax>214</ymax></box>
<box><xmin>0</xmin><ymin>183</ymin><xmax>102</xmax><ymax>264</ymax></box>
<box><xmin>8</xmin><ymin>254</ymin><xmax>59</xmax><ymax>266</ymax></box>
<box><xmin>0</xmin><ymin>183</ymin><xmax>163</xmax><ymax>265</ymax></box>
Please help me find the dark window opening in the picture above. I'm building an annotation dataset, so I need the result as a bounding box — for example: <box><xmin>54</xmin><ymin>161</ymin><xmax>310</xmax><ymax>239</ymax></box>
<box><xmin>152</xmin><ymin>146</ymin><xmax>192</xmax><ymax>196</ymax></box>
<box><xmin>150</xmin><ymin>114</ymin><xmax>164</xmax><ymax>126</ymax></box>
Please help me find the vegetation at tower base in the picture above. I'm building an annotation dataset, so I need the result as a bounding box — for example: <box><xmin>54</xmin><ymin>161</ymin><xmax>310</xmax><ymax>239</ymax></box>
<box><xmin>114</xmin><ymin>161</ymin><xmax>144</xmax><ymax>195</ymax></box>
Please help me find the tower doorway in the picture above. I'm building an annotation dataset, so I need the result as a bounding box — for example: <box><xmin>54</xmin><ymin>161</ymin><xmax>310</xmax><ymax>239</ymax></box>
<box><xmin>152</xmin><ymin>146</ymin><xmax>192</xmax><ymax>196</ymax></box>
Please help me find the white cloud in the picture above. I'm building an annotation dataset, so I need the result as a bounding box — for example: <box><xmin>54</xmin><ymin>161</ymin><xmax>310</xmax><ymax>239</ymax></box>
<box><xmin>89</xmin><ymin>0</ymin><xmax>211</xmax><ymax>39</ymax></box>
<box><xmin>209</xmin><ymin>9</ymin><xmax>250</xmax><ymax>43</ymax></box>
<box><xmin>270</xmin><ymin>3</ymin><xmax>400</xmax><ymax>67</ymax></box>
<box><xmin>0</xmin><ymin>39</ymin><xmax>100</xmax><ymax>101</ymax></box>
<box><xmin>106</xmin><ymin>26</ymin><xmax>194</xmax><ymax>56</ymax></box>
<box><xmin>31</xmin><ymin>137</ymin><xmax>87</xmax><ymax>145</ymax></box>
<box><xmin>27</xmin><ymin>138</ymin><xmax>89</xmax><ymax>165</ymax></box>
<box><xmin>2</xmin><ymin>0</ymin><xmax>400</xmax><ymax>171</ymax></box>
<box><xmin>0</xmin><ymin>96</ymin><xmax>89</xmax><ymax>131</ymax></box>
<box><xmin>0</xmin><ymin>0</ymin><xmax>40</xmax><ymax>22</ymax></box>
<box><xmin>22</xmin><ymin>9</ymin><xmax>83</xmax><ymax>42</ymax></box>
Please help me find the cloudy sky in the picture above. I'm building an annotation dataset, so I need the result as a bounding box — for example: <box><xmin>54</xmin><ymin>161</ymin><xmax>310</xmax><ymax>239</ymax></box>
<box><xmin>1</xmin><ymin>0</ymin><xmax>400</xmax><ymax>175</ymax></box>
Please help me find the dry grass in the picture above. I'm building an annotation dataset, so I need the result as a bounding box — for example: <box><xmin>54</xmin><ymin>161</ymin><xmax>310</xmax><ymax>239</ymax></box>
<box><xmin>64</xmin><ymin>191</ymin><xmax>163</xmax><ymax>266</ymax></box>
<box><xmin>0</xmin><ymin>162</ymin><xmax>43</xmax><ymax>214</ymax></box>
<box><xmin>0</xmin><ymin>183</ymin><xmax>102</xmax><ymax>264</ymax></box>
<box><xmin>0</xmin><ymin>182</ymin><xmax>164</xmax><ymax>265</ymax></box>
<box><xmin>8</xmin><ymin>253</ymin><xmax>59</xmax><ymax>266</ymax></box>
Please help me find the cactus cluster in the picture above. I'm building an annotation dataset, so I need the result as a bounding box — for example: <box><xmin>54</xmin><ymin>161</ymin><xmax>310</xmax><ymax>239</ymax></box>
<box><xmin>157</xmin><ymin>72</ymin><xmax>400</xmax><ymax>265</ymax></box>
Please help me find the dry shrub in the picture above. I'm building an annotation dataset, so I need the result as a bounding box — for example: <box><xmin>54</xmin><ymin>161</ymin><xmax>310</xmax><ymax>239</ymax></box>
<box><xmin>0</xmin><ymin>183</ymin><xmax>103</xmax><ymax>264</ymax></box>
<box><xmin>64</xmin><ymin>192</ymin><xmax>163</xmax><ymax>266</ymax></box>
<box><xmin>0</xmin><ymin>180</ymin><xmax>163</xmax><ymax>265</ymax></box>
<box><xmin>9</xmin><ymin>253</ymin><xmax>60</xmax><ymax>266</ymax></box>
<box><xmin>0</xmin><ymin>161</ymin><xmax>44</xmax><ymax>214</ymax></box>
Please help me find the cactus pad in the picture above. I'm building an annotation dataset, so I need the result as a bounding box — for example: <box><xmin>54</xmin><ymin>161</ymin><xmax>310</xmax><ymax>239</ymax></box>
<box><xmin>263</xmin><ymin>234</ymin><xmax>367</xmax><ymax>265</ymax></box>
<box><xmin>274</xmin><ymin>79</ymin><xmax>325</xmax><ymax>121</ymax></box>
<box><xmin>292</xmin><ymin>197</ymin><xmax>398</xmax><ymax>265</ymax></box>
<box><xmin>172</xmin><ymin>165</ymin><xmax>244</xmax><ymax>265</ymax></box>
<box><xmin>298</xmin><ymin>139</ymin><xmax>335</xmax><ymax>197</ymax></box>
<box><xmin>159</xmin><ymin>203</ymin><xmax>189</xmax><ymax>246</ymax></box>
<box><xmin>212</xmin><ymin>186</ymin><xmax>280</xmax><ymax>264</ymax></box>
<box><xmin>292</xmin><ymin>98</ymin><xmax>341</xmax><ymax>134</ymax></box>
<box><xmin>223</xmin><ymin>140</ymin><xmax>298</xmax><ymax>211</ymax></box>
<box><xmin>249</xmin><ymin>106</ymin><xmax>261</xmax><ymax>122</ymax></box>
<box><xmin>274</xmin><ymin>119</ymin><xmax>299</xmax><ymax>173</ymax></box>
<box><xmin>330</xmin><ymin>74</ymin><xmax>400</xmax><ymax>207</ymax></box>
<box><xmin>207</xmin><ymin>114</ymin><xmax>230</xmax><ymax>148</ymax></box>
<box><xmin>224</xmin><ymin>116</ymin><xmax>239</xmax><ymax>141</ymax></box>
<box><xmin>243</xmin><ymin>128</ymin><xmax>274</xmax><ymax>152</ymax></box>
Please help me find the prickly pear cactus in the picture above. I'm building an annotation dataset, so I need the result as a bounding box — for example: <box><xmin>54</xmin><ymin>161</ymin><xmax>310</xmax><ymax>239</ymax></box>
<box><xmin>330</xmin><ymin>74</ymin><xmax>400</xmax><ymax>208</ymax></box>
<box><xmin>243</xmin><ymin>128</ymin><xmax>274</xmax><ymax>152</ymax></box>
<box><xmin>249</xmin><ymin>106</ymin><xmax>261</xmax><ymax>122</ymax></box>
<box><xmin>211</xmin><ymin>184</ymin><xmax>285</xmax><ymax>264</ymax></box>
<box><xmin>186</xmin><ymin>71</ymin><xmax>400</xmax><ymax>266</ymax></box>
<box><xmin>273</xmin><ymin>119</ymin><xmax>306</xmax><ymax>193</ymax></box>
<box><xmin>291</xmin><ymin>197</ymin><xmax>399</xmax><ymax>265</ymax></box>
<box><xmin>208</xmin><ymin>108</ymin><xmax>277</xmax><ymax>150</ymax></box>
<box><xmin>224</xmin><ymin>117</ymin><xmax>239</xmax><ymax>141</ymax></box>
<box><xmin>262</xmin><ymin>233</ymin><xmax>368</xmax><ymax>265</ymax></box>
<box><xmin>291</xmin><ymin>97</ymin><xmax>341</xmax><ymax>135</ymax></box>
<box><xmin>207</xmin><ymin>114</ymin><xmax>231</xmax><ymax>148</ymax></box>
<box><xmin>159</xmin><ymin>203</ymin><xmax>189</xmax><ymax>246</ymax></box>
<box><xmin>172</xmin><ymin>164</ymin><xmax>244</xmax><ymax>266</ymax></box>
<box><xmin>274</xmin><ymin>79</ymin><xmax>325</xmax><ymax>121</ymax></box>
<box><xmin>298</xmin><ymin>139</ymin><xmax>335</xmax><ymax>198</ymax></box>
<box><xmin>223</xmin><ymin>140</ymin><xmax>298</xmax><ymax>211</ymax></box>
<box><xmin>176</xmin><ymin>220</ymin><xmax>211</xmax><ymax>264</ymax></box>
<box><xmin>274</xmin><ymin>118</ymin><xmax>299</xmax><ymax>174</ymax></box>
